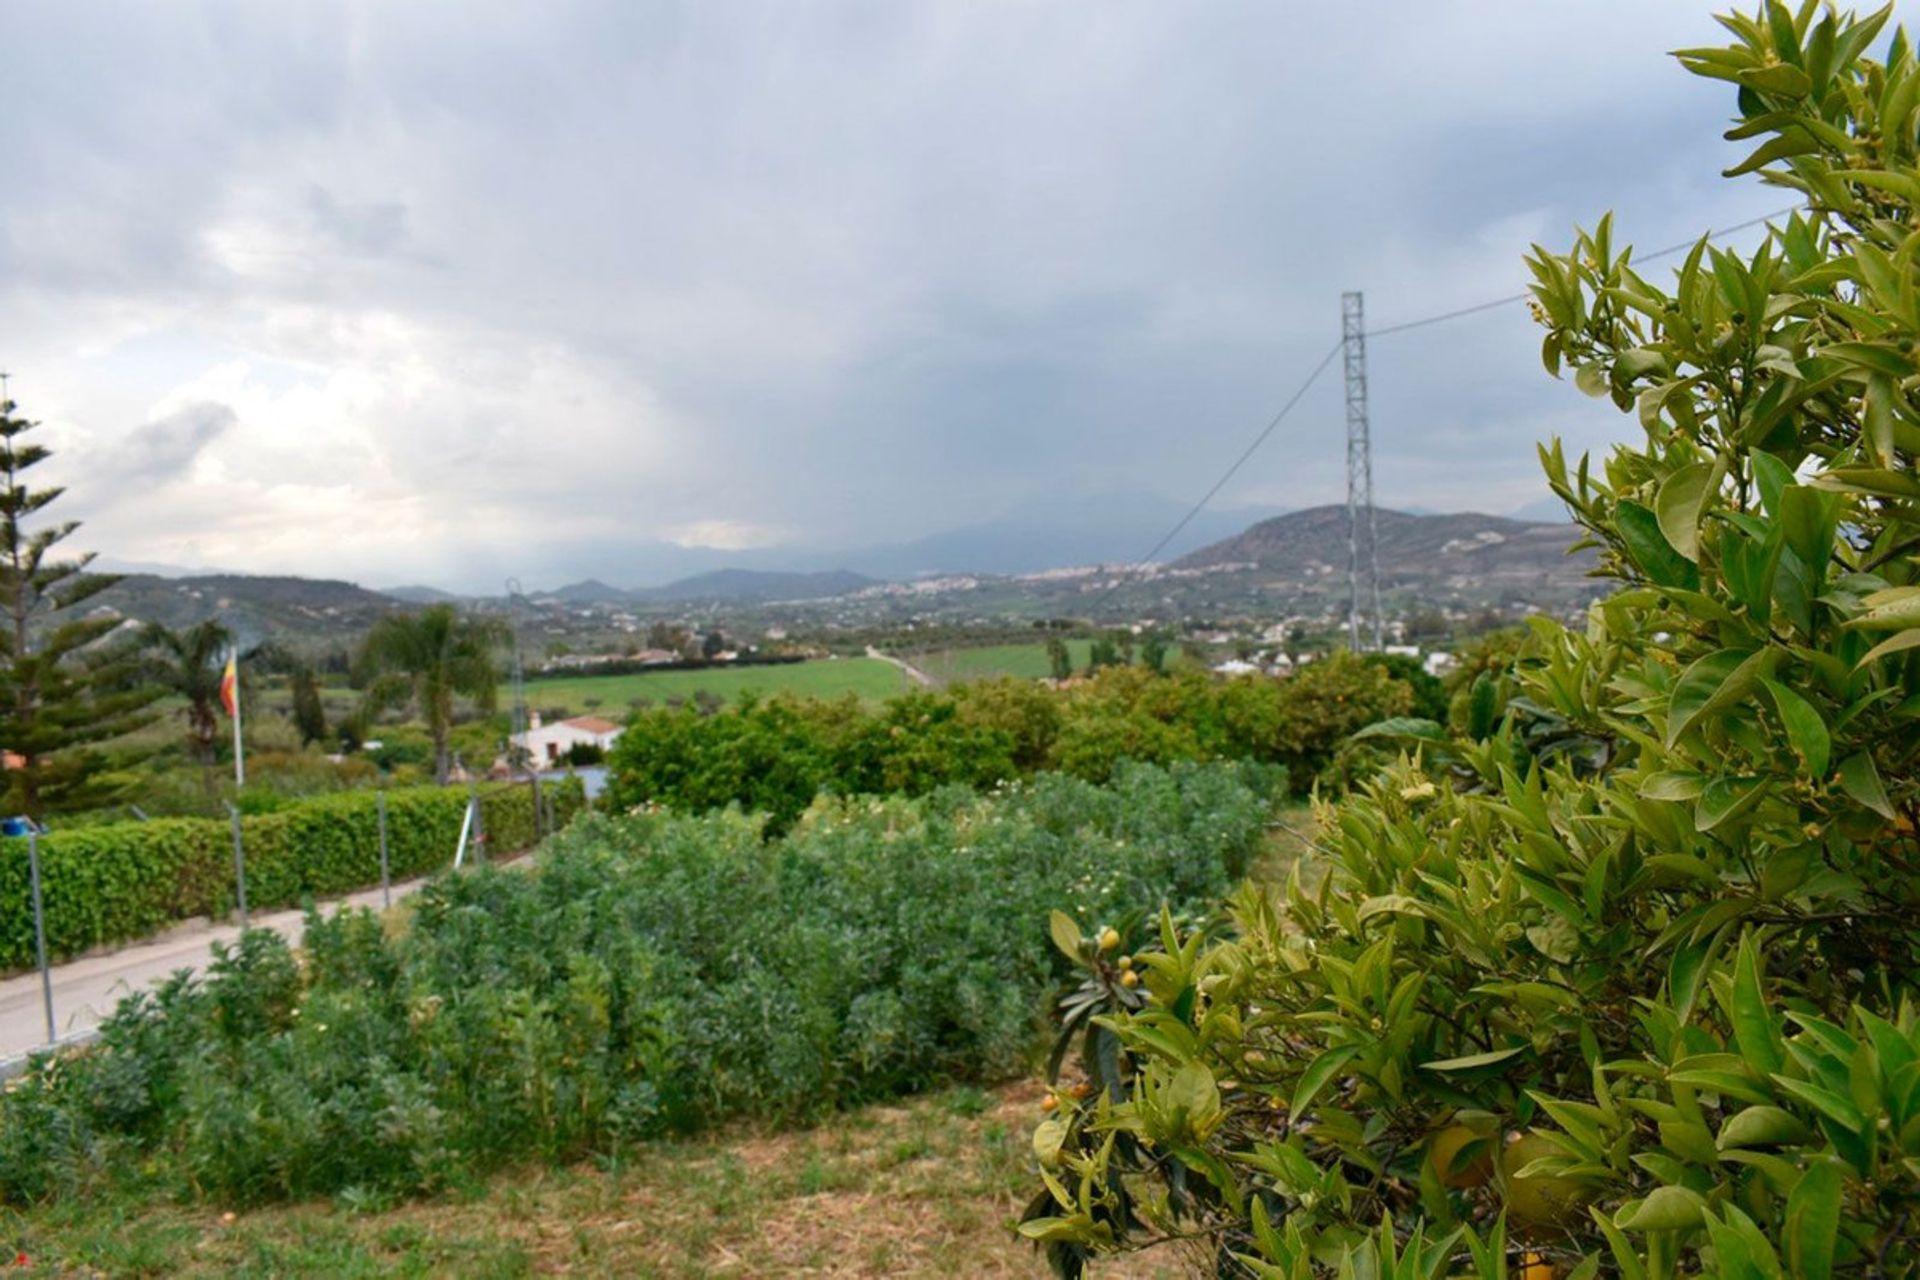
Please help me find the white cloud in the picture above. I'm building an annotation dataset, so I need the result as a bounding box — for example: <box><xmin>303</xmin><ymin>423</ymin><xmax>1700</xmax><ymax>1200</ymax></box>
<box><xmin>666</xmin><ymin>520</ymin><xmax>789</xmax><ymax>552</ymax></box>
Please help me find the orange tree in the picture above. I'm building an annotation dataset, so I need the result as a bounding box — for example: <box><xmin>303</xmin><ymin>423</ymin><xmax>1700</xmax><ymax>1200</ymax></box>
<box><xmin>1020</xmin><ymin>5</ymin><xmax>1920</xmax><ymax>1275</ymax></box>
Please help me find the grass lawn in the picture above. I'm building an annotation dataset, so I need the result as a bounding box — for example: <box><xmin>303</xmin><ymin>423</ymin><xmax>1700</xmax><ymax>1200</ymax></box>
<box><xmin>906</xmin><ymin>640</ymin><xmax>1094</xmax><ymax>684</ymax></box>
<box><xmin>523</xmin><ymin>657</ymin><xmax>908</xmax><ymax>716</ymax></box>
<box><xmin>1</xmin><ymin>1081</ymin><xmax>1185</xmax><ymax>1278</ymax></box>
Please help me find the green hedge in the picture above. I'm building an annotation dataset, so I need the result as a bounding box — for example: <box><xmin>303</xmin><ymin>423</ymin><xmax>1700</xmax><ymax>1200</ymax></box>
<box><xmin>0</xmin><ymin>778</ymin><xmax>586</xmax><ymax>970</ymax></box>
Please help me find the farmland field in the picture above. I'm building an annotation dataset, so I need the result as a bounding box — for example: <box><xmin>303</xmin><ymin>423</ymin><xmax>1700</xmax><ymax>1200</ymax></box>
<box><xmin>906</xmin><ymin>639</ymin><xmax>1093</xmax><ymax>684</ymax></box>
<box><xmin>524</xmin><ymin>657</ymin><xmax>908</xmax><ymax>713</ymax></box>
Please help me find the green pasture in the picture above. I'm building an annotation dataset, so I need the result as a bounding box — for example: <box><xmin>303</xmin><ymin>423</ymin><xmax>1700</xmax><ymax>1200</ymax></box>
<box><xmin>907</xmin><ymin>640</ymin><xmax>1094</xmax><ymax>684</ymax></box>
<box><xmin>523</xmin><ymin>657</ymin><xmax>909</xmax><ymax>715</ymax></box>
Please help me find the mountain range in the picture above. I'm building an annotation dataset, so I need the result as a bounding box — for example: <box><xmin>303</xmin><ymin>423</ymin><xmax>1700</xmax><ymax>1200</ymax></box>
<box><xmin>84</xmin><ymin>504</ymin><xmax>1600</xmax><ymax>639</ymax></box>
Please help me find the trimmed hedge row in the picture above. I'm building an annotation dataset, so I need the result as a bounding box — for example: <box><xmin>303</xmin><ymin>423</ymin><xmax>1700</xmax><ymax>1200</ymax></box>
<box><xmin>0</xmin><ymin>778</ymin><xmax>587</xmax><ymax>970</ymax></box>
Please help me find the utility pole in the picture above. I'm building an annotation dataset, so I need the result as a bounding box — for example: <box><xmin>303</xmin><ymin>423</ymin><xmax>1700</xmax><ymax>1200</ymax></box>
<box><xmin>1343</xmin><ymin>291</ymin><xmax>1383</xmax><ymax>652</ymax></box>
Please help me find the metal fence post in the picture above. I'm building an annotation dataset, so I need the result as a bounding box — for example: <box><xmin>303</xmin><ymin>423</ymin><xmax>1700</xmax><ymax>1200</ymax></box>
<box><xmin>376</xmin><ymin>789</ymin><xmax>391</xmax><ymax>909</ymax></box>
<box><xmin>227</xmin><ymin>803</ymin><xmax>249</xmax><ymax>929</ymax></box>
<box><xmin>27</xmin><ymin>830</ymin><xmax>54</xmax><ymax>1046</ymax></box>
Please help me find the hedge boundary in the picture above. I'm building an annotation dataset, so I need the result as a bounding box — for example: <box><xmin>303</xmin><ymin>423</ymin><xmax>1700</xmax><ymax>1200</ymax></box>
<box><xmin>0</xmin><ymin>778</ymin><xmax>587</xmax><ymax>970</ymax></box>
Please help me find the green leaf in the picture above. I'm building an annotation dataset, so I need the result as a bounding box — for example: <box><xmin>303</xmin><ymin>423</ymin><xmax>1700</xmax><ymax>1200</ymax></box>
<box><xmin>1347</xmin><ymin>717</ymin><xmax>1447</xmax><ymax>744</ymax></box>
<box><xmin>1643</xmin><ymin>770</ymin><xmax>1708</xmax><ymax>801</ymax></box>
<box><xmin>1667</xmin><ymin>648</ymin><xmax>1763</xmax><ymax>746</ymax></box>
<box><xmin>1738</xmin><ymin>61</ymin><xmax>1813</xmax><ymax>96</ymax></box>
<box><xmin>1847</xmin><ymin>585</ymin><xmax>1920</xmax><ymax>630</ymax></box>
<box><xmin>1855</xmin><ymin>627</ymin><xmax>1920</xmax><ymax>670</ymax></box>
<box><xmin>1732</xmin><ymin>934</ymin><xmax>1785</xmax><ymax>1078</ymax></box>
<box><xmin>1618</xmin><ymin>500</ymin><xmax>1701</xmax><ymax>589</ymax></box>
<box><xmin>1718</xmin><ymin>1105</ymin><xmax>1814</xmax><ymax>1150</ymax></box>
<box><xmin>1785</xmin><ymin>1162</ymin><xmax>1842</xmax><ymax>1280</ymax></box>
<box><xmin>1048</xmin><ymin>910</ymin><xmax>1083</xmax><ymax>963</ymax></box>
<box><xmin>1837</xmin><ymin>752</ymin><xmax>1896</xmax><ymax>820</ymax></box>
<box><xmin>1762</xmin><ymin>679</ymin><xmax>1831</xmax><ymax>777</ymax></box>
<box><xmin>1420</xmin><ymin>1045</ymin><xmax>1527</xmax><ymax>1072</ymax></box>
<box><xmin>1655</xmin><ymin>462</ymin><xmax>1716</xmax><ymax>563</ymax></box>
<box><xmin>1575</xmin><ymin>363</ymin><xmax>1610</xmax><ymax>397</ymax></box>
<box><xmin>1616</xmin><ymin>1184</ymin><xmax>1709</xmax><ymax>1232</ymax></box>
<box><xmin>1697</xmin><ymin>777</ymin><xmax>1767</xmax><ymax>832</ymax></box>
<box><xmin>1780</xmin><ymin>485</ymin><xmax>1837</xmax><ymax>585</ymax></box>
<box><xmin>1291</xmin><ymin>1044</ymin><xmax>1360</xmax><ymax>1117</ymax></box>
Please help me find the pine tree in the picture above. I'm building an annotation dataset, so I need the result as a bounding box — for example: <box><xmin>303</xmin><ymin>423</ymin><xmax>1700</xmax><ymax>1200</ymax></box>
<box><xmin>0</xmin><ymin>390</ymin><xmax>161</xmax><ymax>820</ymax></box>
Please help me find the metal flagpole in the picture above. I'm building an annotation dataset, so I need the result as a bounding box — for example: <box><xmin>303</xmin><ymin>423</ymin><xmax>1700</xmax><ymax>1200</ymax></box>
<box><xmin>230</xmin><ymin>647</ymin><xmax>245</xmax><ymax>789</ymax></box>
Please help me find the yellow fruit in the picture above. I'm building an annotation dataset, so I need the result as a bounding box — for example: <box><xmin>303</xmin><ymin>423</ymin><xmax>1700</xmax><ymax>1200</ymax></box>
<box><xmin>1427</xmin><ymin>1124</ymin><xmax>1493</xmax><ymax>1189</ymax></box>
<box><xmin>1518</xmin><ymin>1251</ymin><xmax>1556</xmax><ymax>1280</ymax></box>
<box><xmin>1040</xmin><ymin>1094</ymin><xmax>1059</xmax><ymax>1112</ymax></box>
<box><xmin>1120</xmin><ymin>969</ymin><xmax>1140</xmax><ymax>988</ymax></box>
<box><xmin>1116</xmin><ymin>954</ymin><xmax>1133</xmax><ymax>968</ymax></box>
<box><xmin>1098</xmin><ymin>928</ymin><xmax>1121</xmax><ymax>952</ymax></box>
<box><xmin>1502</xmin><ymin>1135</ymin><xmax>1592</xmax><ymax>1228</ymax></box>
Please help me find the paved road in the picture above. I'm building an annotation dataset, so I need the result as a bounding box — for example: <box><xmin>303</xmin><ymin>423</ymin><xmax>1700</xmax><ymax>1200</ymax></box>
<box><xmin>0</xmin><ymin>872</ymin><xmax>435</xmax><ymax>1068</ymax></box>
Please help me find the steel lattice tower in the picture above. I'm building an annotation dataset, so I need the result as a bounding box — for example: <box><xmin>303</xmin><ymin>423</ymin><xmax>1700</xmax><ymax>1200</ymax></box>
<box><xmin>1343</xmin><ymin>292</ymin><xmax>1383</xmax><ymax>652</ymax></box>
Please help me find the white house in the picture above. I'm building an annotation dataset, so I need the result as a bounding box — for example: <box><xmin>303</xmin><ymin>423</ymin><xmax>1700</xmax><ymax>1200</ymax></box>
<box><xmin>512</xmin><ymin>712</ymin><xmax>624</xmax><ymax>769</ymax></box>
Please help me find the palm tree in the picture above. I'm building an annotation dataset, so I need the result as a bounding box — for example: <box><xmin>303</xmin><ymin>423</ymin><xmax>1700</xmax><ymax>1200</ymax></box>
<box><xmin>146</xmin><ymin>619</ymin><xmax>233</xmax><ymax>789</ymax></box>
<box><xmin>356</xmin><ymin>604</ymin><xmax>508</xmax><ymax>785</ymax></box>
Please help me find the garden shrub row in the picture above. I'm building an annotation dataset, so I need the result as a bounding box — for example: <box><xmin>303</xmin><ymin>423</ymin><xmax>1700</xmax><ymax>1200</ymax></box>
<box><xmin>0</xmin><ymin>760</ymin><xmax>1279</xmax><ymax>1205</ymax></box>
<box><xmin>605</xmin><ymin>653</ymin><xmax>1412</xmax><ymax>829</ymax></box>
<box><xmin>0</xmin><ymin>778</ymin><xmax>586</xmax><ymax>970</ymax></box>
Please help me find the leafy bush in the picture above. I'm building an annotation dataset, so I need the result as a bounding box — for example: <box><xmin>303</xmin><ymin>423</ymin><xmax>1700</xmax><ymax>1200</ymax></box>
<box><xmin>0</xmin><ymin>779</ymin><xmax>586</xmax><ymax>969</ymax></box>
<box><xmin>0</xmin><ymin>761</ymin><xmax>1278</xmax><ymax>1207</ymax></box>
<box><xmin>1020</xmin><ymin>7</ymin><xmax>1920</xmax><ymax>1274</ymax></box>
<box><xmin>603</xmin><ymin>656</ymin><xmax>1405</xmax><ymax>828</ymax></box>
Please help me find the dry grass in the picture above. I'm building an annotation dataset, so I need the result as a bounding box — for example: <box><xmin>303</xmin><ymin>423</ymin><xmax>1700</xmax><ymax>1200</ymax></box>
<box><xmin>6</xmin><ymin>1081</ymin><xmax>1193</xmax><ymax>1278</ymax></box>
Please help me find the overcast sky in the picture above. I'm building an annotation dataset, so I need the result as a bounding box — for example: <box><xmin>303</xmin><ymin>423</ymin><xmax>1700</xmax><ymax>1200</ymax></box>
<box><xmin>0</xmin><ymin>1</ymin><xmax>1828</xmax><ymax>591</ymax></box>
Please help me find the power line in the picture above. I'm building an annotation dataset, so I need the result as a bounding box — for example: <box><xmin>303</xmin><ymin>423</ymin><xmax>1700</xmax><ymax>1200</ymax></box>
<box><xmin>1088</xmin><ymin>202</ymin><xmax>1804</xmax><ymax>617</ymax></box>
<box><xmin>1089</xmin><ymin>339</ymin><xmax>1342</xmax><ymax>609</ymax></box>
<box><xmin>1366</xmin><ymin>204</ymin><xmax>1802</xmax><ymax>339</ymax></box>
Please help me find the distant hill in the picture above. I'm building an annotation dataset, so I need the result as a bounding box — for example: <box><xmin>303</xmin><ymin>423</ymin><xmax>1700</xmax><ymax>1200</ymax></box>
<box><xmin>1174</xmin><ymin>505</ymin><xmax>1597</xmax><ymax>596</ymax></box>
<box><xmin>544</xmin><ymin>578</ymin><xmax>630</xmax><ymax>605</ymax></box>
<box><xmin>91</xmin><ymin>573</ymin><xmax>406</xmax><ymax>642</ymax></box>
<box><xmin>385</xmin><ymin>584</ymin><xmax>466</xmax><ymax>604</ymax></box>
<box><xmin>633</xmin><ymin>568</ymin><xmax>876</xmax><ymax>604</ymax></box>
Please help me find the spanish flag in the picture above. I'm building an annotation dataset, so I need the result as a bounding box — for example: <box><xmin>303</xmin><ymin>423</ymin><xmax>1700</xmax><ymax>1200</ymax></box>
<box><xmin>219</xmin><ymin>651</ymin><xmax>238</xmax><ymax>719</ymax></box>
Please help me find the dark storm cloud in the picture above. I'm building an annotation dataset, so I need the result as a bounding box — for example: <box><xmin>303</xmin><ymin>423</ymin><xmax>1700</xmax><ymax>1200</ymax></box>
<box><xmin>0</xmin><ymin>0</ymin><xmax>1840</xmax><ymax>589</ymax></box>
<box><xmin>100</xmin><ymin>402</ymin><xmax>236</xmax><ymax>482</ymax></box>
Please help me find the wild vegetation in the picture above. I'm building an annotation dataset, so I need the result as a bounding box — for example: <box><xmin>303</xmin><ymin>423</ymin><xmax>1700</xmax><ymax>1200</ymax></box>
<box><xmin>603</xmin><ymin>654</ymin><xmax>1416</xmax><ymax>830</ymax></box>
<box><xmin>1019</xmin><ymin>6</ymin><xmax>1920</xmax><ymax>1275</ymax></box>
<box><xmin>0</xmin><ymin>762</ymin><xmax>1275</xmax><ymax>1214</ymax></box>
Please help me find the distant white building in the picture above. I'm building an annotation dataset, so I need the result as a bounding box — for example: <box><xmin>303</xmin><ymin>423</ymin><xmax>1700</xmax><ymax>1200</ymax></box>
<box><xmin>1212</xmin><ymin>659</ymin><xmax>1262</xmax><ymax>677</ymax></box>
<box><xmin>1422</xmin><ymin>651</ymin><xmax>1457</xmax><ymax>678</ymax></box>
<box><xmin>512</xmin><ymin>713</ymin><xmax>625</xmax><ymax>769</ymax></box>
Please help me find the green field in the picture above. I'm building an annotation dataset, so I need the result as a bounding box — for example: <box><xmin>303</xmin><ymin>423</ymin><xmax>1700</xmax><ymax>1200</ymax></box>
<box><xmin>907</xmin><ymin>640</ymin><xmax>1094</xmax><ymax>684</ymax></box>
<box><xmin>524</xmin><ymin>657</ymin><xmax>909</xmax><ymax>715</ymax></box>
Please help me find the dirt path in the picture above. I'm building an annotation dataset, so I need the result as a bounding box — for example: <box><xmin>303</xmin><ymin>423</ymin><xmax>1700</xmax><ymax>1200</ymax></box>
<box><xmin>865</xmin><ymin>644</ymin><xmax>935</xmax><ymax>688</ymax></box>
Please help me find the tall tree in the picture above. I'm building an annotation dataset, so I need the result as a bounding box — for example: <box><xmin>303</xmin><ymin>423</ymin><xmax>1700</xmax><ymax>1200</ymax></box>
<box><xmin>145</xmin><ymin>619</ymin><xmax>232</xmax><ymax>787</ymax></box>
<box><xmin>356</xmin><ymin>604</ymin><xmax>508</xmax><ymax>784</ymax></box>
<box><xmin>1046</xmin><ymin>635</ymin><xmax>1073</xmax><ymax>681</ymax></box>
<box><xmin>0</xmin><ymin>392</ymin><xmax>160</xmax><ymax>820</ymax></box>
<box><xmin>289</xmin><ymin>665</ymin><xmax>328</xmax><ymax>747</ymax></box>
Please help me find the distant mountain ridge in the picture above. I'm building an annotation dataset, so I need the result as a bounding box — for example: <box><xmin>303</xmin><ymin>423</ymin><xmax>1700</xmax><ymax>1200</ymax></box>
<box><xmin>92</xmin><ymin>573</ymin><xmax>405</xmax><ymax>641</ymax></box>
<box><xmin>1174</xmin><ymin>504</ymin><xmax>1597</xmax><ymax>592</ymax></box>
<box><xmin>542</xmin><ymin>569</ymin><xmax>878</xmax><ymax>605</ymax></box>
